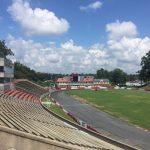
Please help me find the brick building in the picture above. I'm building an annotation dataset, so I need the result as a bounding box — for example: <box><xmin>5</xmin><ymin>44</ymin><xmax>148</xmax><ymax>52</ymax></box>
<box><xmin>56</xmin><ymin>74</ymin><xmax>111</xmax><ymax>90</ymax></box>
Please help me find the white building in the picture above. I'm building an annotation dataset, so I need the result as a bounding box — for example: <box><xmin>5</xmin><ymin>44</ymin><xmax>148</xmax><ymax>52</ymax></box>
<box><xmin>126</xmin><ymin>80</ymin><xmax>143</xmax><ymax>87</ymax></box>
<box><xmin>93</xmin><ymin>79</ymin><xmax>110</xmax><ymax>85</ymax></box>
<box><xmin>0</xmin><ymin>58</ymin><xmax>14</xmax><ymax>91</ymax></box>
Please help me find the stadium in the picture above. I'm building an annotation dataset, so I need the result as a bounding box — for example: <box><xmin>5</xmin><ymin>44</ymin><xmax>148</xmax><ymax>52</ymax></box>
<box><xmin>1</xmin><ymin>0</ymin><xmax>150</xmax><ymax>149</ymax></box>
<box><xmin>0</xmin><ymin>44</ymin><xmax>150</xmax><ymax>150</ymax></box>
<box><xmin>0</xmin><ymin>39</ymin><xmax>150</xmax><ymax>150</ymax></box>
<box><xmin>0</xmin><ymin>51</ymin><xmax>144</xmax><ymax>150</ymax></box>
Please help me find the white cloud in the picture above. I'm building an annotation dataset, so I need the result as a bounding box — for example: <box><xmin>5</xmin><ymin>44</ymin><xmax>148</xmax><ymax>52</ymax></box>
<box><xmin>6</xmin><ymin>20</ymin><xmax>150</xmax><ymax>74</ymax></box>
<box><xmin>106</xmin><ymin>20</ymin><xmax>138</xmax><ymax>40</ymax></box>
<box><xmin>108</xmin><ymin>37</ymin><xmax>150</xmax><ymax>63</ymax></box>
<box><xmin>89</xmin><ymin>43</ymin><xmax>108</xmax><ymax>58</ymax></box>
<box><xmin>61</xmin><ymin>39</ymin><xmax>85</xmax><ymax>54</ymax></box>
<box><xmin>106</xmin><ymin>21</ymin><xmax>150</xmax><ymax>72</ymax></box>
<box><xmin>7</xmin><ymin>34</ymin><xmax>60</xmax><ymax>70</ymax></box>
<box><xmin>80</xmin><ymin>1</ymin><xmax>102</xmax><ymax>11</ymax></box>
<box><xmin>7</xmin><ymin>0</ymin><xmax>69</xmax><ymax>36</ymax></box>
<box><xmin>6</xmin><ymin>35</ymin><xmax>109</xmax><ymax>73</ymax></box>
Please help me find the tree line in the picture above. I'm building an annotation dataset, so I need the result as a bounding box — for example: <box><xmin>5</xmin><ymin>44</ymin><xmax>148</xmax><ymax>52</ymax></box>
<box><xmin>96</xmin><ymin>51</ymin><xmax>150</xmax><ymax>85</ymax></box>
<box><xmin>0</xmin><ymin>40</ymin><xmax>150</xmax><ymax>86</ymax></box>
<box><xmin>96</xmin><ymin>68</ymin><xmax>138</xmax><ymax>85</ymax></box>
<box><xmin>14</xmin><ymin>62</ymin><xmax>64</xmax><ymax>86</ymax></box>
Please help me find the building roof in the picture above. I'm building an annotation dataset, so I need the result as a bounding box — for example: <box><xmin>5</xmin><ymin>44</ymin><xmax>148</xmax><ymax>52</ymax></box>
<box><xmin>57</xmin><ymin>77</ymin><xmax>71</xmax><ymax>83</ymax></box>
<box><xmin>83</xmin><ymin>76</ymin><xmax>94</xmax><ymax>82</ymax></box>
<box><xmin>94</xmin><ymin>79</ymin><xmax>109</xmax><ymax>82</ymax></box>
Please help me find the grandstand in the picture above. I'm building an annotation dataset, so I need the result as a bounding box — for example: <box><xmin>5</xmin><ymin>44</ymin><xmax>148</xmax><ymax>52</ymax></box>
<box><xmin>0</xmin><ymin>79</ymin><xmax>131</xmax><ymax>150</ymax></box>
<box><xmin>14</xmin><ymin>79</ymin><xmax>47</xmax><ymax>97</ymax></box>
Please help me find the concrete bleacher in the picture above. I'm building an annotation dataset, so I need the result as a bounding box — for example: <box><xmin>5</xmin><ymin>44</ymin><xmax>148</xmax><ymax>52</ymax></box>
<box><xmin>0</xmin><ymin>80</ymin><xmax>124</xmax><ymax>150</ymax></box>
<box><xmin>4</xmin><ymin>90</ymin><xmax>40</xmax><ymax>104</ymax></box>
<box><xmin>14</xmin><ymin>79</ymin><xmax>47</xmax><ymax>97</ymax></box>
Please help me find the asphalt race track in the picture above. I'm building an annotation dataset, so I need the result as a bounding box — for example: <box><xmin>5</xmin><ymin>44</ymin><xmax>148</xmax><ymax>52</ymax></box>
<box><xmin>51</xmin><ymin>91</ymin><xmax>150</xmax><ymax>150</ymax></box>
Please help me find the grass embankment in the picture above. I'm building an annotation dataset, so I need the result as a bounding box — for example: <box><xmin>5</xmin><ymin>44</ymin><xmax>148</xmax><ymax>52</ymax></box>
<box><xmin>41</xmin><ymin>96</ymin><xmax>75</xmax><ymax>122</ymax></box>
<box><xmin>65</xmin><ymin>90</ymin><xmax>150</xmax><ymax>130</ymax></box>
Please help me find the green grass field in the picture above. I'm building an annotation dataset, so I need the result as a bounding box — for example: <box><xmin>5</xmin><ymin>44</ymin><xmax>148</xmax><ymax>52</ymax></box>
<box><xmin>65</xmin><ymin>90</ymin><xmax>150</xmax><ymax>129</ymax></box>
<box><xmin>41</xmin><ymin>96</ymin><xmax>75</xmax><ymax>122</ymax></box>
<box><xmin>49</xmin><ymin>104</ymin><xmax>75</xmax><ymax>122</ymax></box>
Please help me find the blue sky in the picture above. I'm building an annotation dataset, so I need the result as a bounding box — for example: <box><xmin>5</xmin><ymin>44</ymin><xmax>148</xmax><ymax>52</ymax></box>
<box><xmin>0</xmin><ymin>0</ymin><xmax>150</xmax><ymax>73</ymax></box>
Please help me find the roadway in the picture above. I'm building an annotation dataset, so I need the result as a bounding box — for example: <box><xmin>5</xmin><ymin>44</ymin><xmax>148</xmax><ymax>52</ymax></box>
<box><xmin>51</xmin><ymin>91</ymin><xmax>150</xmax><ymax>150</ymax></box>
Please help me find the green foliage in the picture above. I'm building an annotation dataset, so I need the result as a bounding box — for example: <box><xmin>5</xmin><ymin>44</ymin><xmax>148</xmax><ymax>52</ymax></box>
<box><xmin>14</xmin><ymin>61</ymin><xmax>138</xmax><ymax>86</ymax></box>
<box><xmin>139</xmin><ymin>51</ymin><xmax>150</xmax><ymax>82</ymax></box>
<box><xmin>96</xmin><ymin>68</ymin><xmax>109</xmax><ymax>79</ymax></box>
<box><xmin>14</xmin><ymin>62</ymin><xmax>62</xmax><ymax>85</ymax></box>
<box><xmin>126</xmin><ymin>74</ymin><xmax>138</xmax><ymax>81</ymax></box>
<box><xmin>50</xmin><ymin>105</ymin><xmax>75</xmax><ymax>121</ymax></box>
<box><xmin>0</xmin><ymin>40</ymin><xmax>14</xmax><ymax>58</ymax></box>
<box><xmin>37</xmin><ymin>72</ymin><xmax>54</xmax><ymax>81</ymax></box>
<box><xmin>42</xmin><ymin>96</ymin><xmax>75</xmax><ymax>122</ymax></box>
<box><xmin>66</xmin><ymin>90</ymin><xmax>150</xmax><ymax>129</ymax></box>
<box><xmin>110</xmin><ymin>68</ymin><xmax>127</xmax><ymax>85</ymax></box>
<box><xmin>14</xmin><ymin>62</ymin><xmax>38</xmax><ymax>81</ymax></box>
<box><xmin>96</xmin><ymin>68</ymin><xmax>127</xmax><ymax>85</ymax></box>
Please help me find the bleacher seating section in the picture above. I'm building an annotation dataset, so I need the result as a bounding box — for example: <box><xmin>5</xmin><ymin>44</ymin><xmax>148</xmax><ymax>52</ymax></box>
<box><xmin>0</xmin><ymin>80</ymin><xmax>123</xmax><ymax>150</ymax></box>
<box><xmin>14</xmin><ymin>79</ymin><xmax>47</xmax><ymax>97</ymax></box>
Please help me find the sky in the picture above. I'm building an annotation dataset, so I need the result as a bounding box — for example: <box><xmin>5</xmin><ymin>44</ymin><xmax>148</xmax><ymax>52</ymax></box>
<box><xmin>0</xmin><ymin>0</ymin><xmax>150</xmax><ymax>74</ymax></box>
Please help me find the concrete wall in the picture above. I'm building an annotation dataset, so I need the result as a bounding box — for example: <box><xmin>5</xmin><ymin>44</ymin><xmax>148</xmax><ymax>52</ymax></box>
<box><xmin>0</xmin><ymin>126</ymin><xmax>80</xmax><ymax>150</ymax></box>
<box><xmin>0</xmin><ymin>83</ymin><xmax>12</xmax><ymax>91</ymax></box>
<box><xmin>0</xmin><ymin>58</ymin><xmax>5</xmax><ymax>66</ymax></box>
<box><xmin>0</xmin><ymin>58</ymin><xmax>14</xmax><ymax>91</ymax></box>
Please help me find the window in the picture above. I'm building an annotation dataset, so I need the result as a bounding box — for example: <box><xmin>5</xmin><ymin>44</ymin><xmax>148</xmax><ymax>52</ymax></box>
<box><xmin>4</xmin><ymin>78</ymin><xmax>11</xmax><ymax>83</ymax></box>
<box><xmin>0</xmin><ymin>66</ymin><xmax>4</xmax><ymax>72</ymax></box>
<box><xmin>0</xmin><ymin>78</ymin><xmax>4</xmax><ymax>83</ymax></box>
<box><xmin>0</xmin><ymin>78</ymin><xmax>11</xmax><ymax>83</ymax></box>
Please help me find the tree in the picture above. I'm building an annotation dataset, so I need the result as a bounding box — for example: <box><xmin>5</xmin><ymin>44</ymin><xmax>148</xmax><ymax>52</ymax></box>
<box><xmin>110</xmin><ymin>68</ymin><xmax>127</xmax><ymax>85</ymax></box>
<box><xmin>0</xmin><ymin>40</ymin><xmax>14</xmax><ymax>58</ymax></box>
<box><xmin>126</xmin><ymin>74</ymin><xmax>138</xmax><ymax>81</ymax></box>
<box><xmin>96</xmin><ymin>68</ymin><xmax>109</xmax><ymax>79</ymax></box>
<box><xmin>96</xmin><ymin>68</ymin><xmax>129</xmax><ymax>85</ymax></box>
<box><xmin>14</xmin><ymin>61</ymin><xmax>63</xmax><ymax>83</ymax></box>
<box><xmin>14</xmin><ymin>62</ymin><xmax>38</xmax><ymax>81</ymax></box>
<box><xmin>139</xmin><ymin>51</ymin><xmax>150</xmax><ymax>82</ymax></box>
